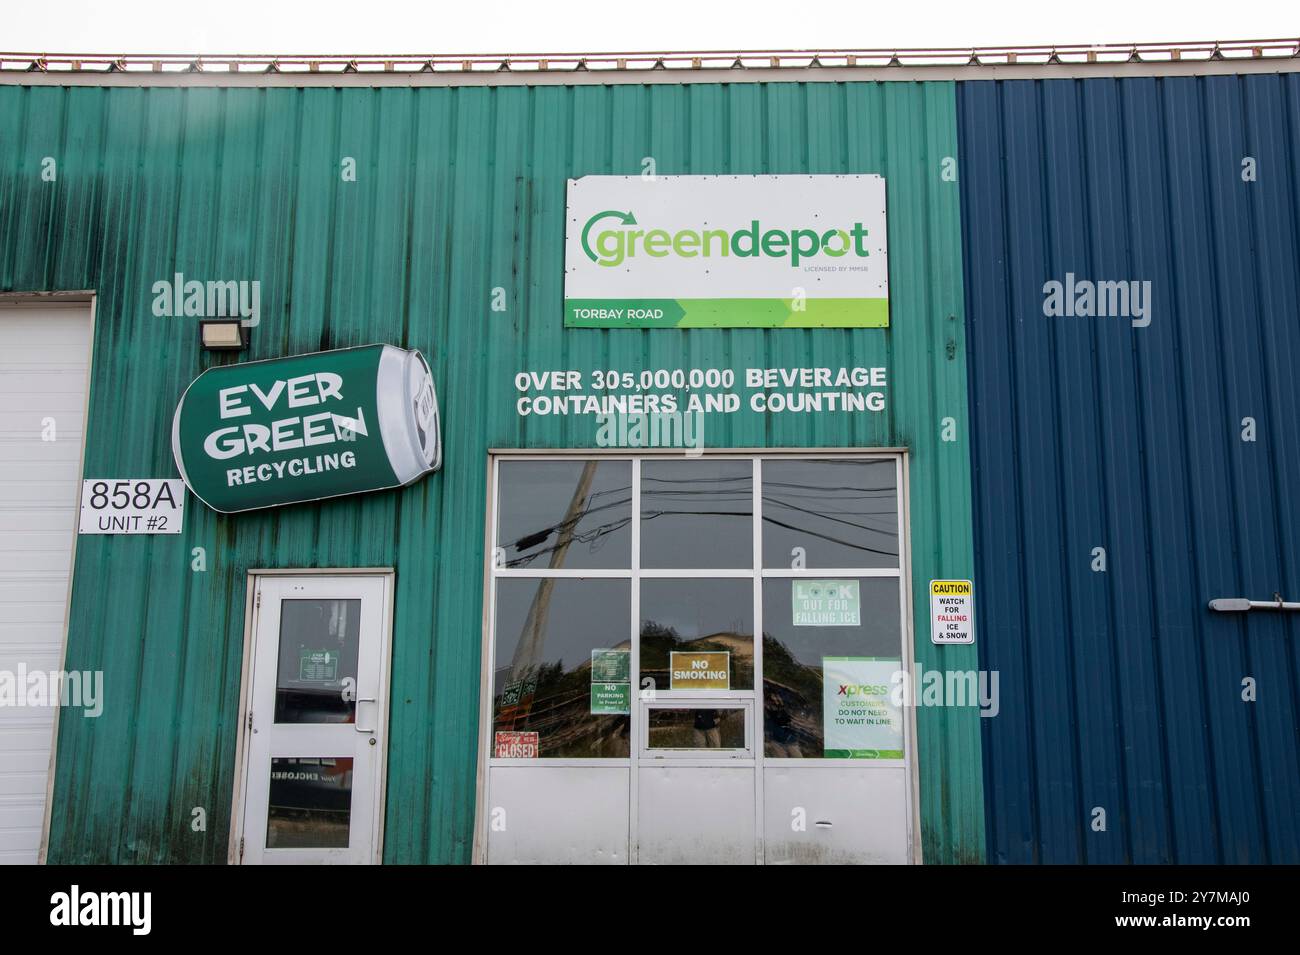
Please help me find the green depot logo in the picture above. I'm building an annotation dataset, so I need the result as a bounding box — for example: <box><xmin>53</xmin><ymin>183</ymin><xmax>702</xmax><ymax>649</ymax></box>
<box><xmin>564</xmin><ymin>175</ymin><xmax>889</xmax><ymax>329</ymax></box>
<box><xmin>581</xmin><ymin>209</ymin><xmax>874</xmax><ymax>269</ymax></box>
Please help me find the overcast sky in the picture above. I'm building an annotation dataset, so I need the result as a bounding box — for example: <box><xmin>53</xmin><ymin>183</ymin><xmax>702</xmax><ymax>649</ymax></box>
<box><xmin>4</xmin><ymin>1</ymin><xmax>1294</xmax><ymax>55</ymax></box>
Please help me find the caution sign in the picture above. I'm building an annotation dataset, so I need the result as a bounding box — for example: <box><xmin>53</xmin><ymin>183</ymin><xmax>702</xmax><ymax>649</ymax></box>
<box><xmin>929</xmin><ymin>579</ymin><xmax>974</xmax><ymax>645</ymax></box>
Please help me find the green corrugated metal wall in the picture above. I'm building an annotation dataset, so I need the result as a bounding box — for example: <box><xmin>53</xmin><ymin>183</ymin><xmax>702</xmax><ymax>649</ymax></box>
<box><xmin>0</xmin><ymin>80</ymin><xmax>983</xmax><ymax>863</ymax></box>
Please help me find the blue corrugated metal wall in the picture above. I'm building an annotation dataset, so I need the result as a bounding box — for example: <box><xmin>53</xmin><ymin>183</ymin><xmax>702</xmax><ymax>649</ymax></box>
<box><xmin>959</xmin><ymin>74</ymin><xmax>1300</xmax><ymax>863</ymax></box>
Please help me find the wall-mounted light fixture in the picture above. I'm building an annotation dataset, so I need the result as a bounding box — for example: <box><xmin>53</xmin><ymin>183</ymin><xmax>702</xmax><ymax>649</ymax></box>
<box><xmin>200</xmin><ymin>319</ymin><xmax>248</xmax><ymax>351</ymax></box>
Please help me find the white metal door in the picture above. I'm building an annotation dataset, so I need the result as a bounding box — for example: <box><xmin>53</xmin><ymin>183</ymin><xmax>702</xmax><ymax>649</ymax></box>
<box><xmin>238</xmin><ymin>574</ymin><xmax>392</xmax><ymax>864</ymax></box>
<box><xmin>0</xmin><ymin>302</ymin><xmax>92</xmax><ymax>864</ymax></box>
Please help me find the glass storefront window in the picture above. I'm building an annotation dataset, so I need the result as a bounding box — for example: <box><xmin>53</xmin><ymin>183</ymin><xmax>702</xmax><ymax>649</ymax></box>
<box><xmin>492</xmin><ymin>578</ymin><xmax>631</xmax><ymax>758</ymax></box>
<box><xmin>497</xmin><ymin>460</ymin><xmax>632</xmax><ymax>570</ymax></box>
<box><xmin>762</xmin><ymin>459</ymin><xmax>898</xmax><ymax>569</ymax></box>
<box><xmin>761</xmin><ymin>576</ymin><xmax>902</xmax><ymax>758</ymax></box>
<box><xmin>641</xmin><ymin>459</ymin><xmax>752</xmax><ymax>569</ymax></box>
<box><xmin>639</xmin><ymin>578</ymin><xmax>754</xmax><ymax>692</ymax></box>
<box><xmin>489</xmin><ymin>456</ymin><xmax>906</xmax><ymax>763</ymax></box>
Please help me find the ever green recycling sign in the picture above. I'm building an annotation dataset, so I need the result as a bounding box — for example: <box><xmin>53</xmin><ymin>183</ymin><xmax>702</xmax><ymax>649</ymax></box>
<box><xmin>172</xmin><ymin>344</ymin><xmax>441</xmax><ymax>513</ymax></box>
<box><xmin>564</xmin><ymin>175</ymin><xmax>889</xmax><ymax>328</ymax></box>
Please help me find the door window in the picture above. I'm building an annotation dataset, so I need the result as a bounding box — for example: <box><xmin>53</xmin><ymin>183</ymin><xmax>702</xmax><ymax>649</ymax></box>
<box><xmin>273</xmin><ymin>599</ymin><xmax>361</xmax><ymax>724</ymax></box>
<box><xmin>266</xmin><ymin>757</ymin><xmax>354</xmax><ymax>849</ymax></box>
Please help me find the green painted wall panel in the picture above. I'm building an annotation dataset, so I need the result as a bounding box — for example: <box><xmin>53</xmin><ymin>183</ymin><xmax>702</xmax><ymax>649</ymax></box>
<box><xmin>0</xmin><ymin>80</ymin><xmax>982</xmax><ymax>864</ymax></box>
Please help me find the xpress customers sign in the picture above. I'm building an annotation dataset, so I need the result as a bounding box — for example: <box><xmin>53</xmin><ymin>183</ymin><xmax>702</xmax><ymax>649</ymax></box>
<box><xmin>173</xmin><ymin>344</ymin><xmax>441</xmax><ymax>513</ymax></box>
<box><xmin>565</xmin><ymin>175</ymin><xmax>888</xmax><ymax>329</ymax></box>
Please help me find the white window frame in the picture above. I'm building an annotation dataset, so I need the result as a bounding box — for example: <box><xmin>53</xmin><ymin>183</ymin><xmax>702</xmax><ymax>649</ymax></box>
<box><xmin>639</xmin><ymin>700</ymin><xmax>754</xmax><ymax>759</ymax></box>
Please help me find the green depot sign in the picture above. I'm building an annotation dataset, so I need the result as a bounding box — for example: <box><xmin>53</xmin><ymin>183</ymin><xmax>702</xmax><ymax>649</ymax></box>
<box><xmin>172</xmin><ymin>344</ymin><xmax>441</xmax><ymax>513</ymax></box>
<box><xmin>564</xmin><ymin>174</ymin><xmax>889</xmax><ymax>328</ymax></box>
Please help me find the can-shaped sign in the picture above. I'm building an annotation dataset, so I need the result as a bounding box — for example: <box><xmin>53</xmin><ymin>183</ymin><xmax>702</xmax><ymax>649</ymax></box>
<box><xmin>172</xmin><ymin>344</ymin><xmax>441</xmax><ymax>513</ymax></box>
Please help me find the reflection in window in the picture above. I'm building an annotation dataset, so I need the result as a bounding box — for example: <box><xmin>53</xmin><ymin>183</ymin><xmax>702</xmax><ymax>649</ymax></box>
<box><xmin>640</xmin><ymin>578</ymin><xmax>754</xmax><ymax>691</ymax></box>
<box><xmin>498</xmin><ymin>460</ymin><xmax>632</xmax><ymax>570</ymax></box>
<box><xmin>647</xmin><ymin>708</ymin><xmax>746</xmax><ymax>750</ymax></box>
<box><xmin>761</xmin><ymin>577</ymin><xmax>901</xmax><ymax>758</ymax></box>
<box><xmin>493</xmin><ymin>578</ymin><xmax>631</xmax><ymax>757</ymax></box>
<box><xmin>641</xmin><ymin>459</ymin><xmax>752</xmax><ymax>568</ymax></box>
<box><xmin>275</xmin><ymin>600</ymin><xmax>360</xmax><ymax>724</ymax></box>
<box><xmin>761</xmin><ymin>459</ymin><xmax>898</xmax><ymax>568</ymax></box>
<box><xmin>266</xmin><ymin>757</ymin><xmax>352</xmax><ymax>849</ymax></box>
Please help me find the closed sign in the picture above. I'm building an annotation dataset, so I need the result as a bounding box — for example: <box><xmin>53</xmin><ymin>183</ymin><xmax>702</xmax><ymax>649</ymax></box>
<box><xmin>494</xmin><ymin>731</ymin><xmax>539</xmax><ymax>759</ymax></box>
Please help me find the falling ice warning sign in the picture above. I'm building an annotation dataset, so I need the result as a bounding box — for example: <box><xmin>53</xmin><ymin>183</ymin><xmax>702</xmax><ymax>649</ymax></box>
<box><xmin>930</xmin><ymin>580</ymin><xmax>974</xmax><ymax>645</ymax></box>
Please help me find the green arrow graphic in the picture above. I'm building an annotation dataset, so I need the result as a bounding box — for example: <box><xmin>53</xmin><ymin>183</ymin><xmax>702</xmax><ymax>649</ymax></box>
<box><xmin>581</xmin><ymin>209</ymin><xmax>637</xmax><ymax>262</ymax></box>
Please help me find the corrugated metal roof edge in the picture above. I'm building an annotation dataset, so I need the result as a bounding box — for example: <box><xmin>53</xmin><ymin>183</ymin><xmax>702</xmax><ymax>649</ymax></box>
<box><xmin>2</xmin><ymin>39</ymin><xmax>1298</xmax><ymax>86</ymax></box>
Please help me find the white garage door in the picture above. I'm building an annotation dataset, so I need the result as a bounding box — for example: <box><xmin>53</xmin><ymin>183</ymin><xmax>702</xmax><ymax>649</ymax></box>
<box><xmin>0</xmin><ymin>303</ymin><xmax>92</xmax><ymax>864</ymax></box>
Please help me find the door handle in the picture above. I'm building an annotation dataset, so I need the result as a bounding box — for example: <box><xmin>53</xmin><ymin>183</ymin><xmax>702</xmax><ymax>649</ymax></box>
<box><xmin>355</xmin><ymin>696</ymin><xmax>377</xmax><ymax>734</ymax></box>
